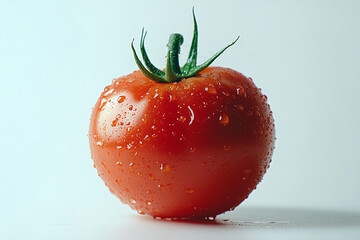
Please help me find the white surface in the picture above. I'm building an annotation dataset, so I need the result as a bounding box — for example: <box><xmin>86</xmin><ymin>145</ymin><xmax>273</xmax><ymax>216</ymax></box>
<box><xmin>2</xmin><ymin>206</ymin><xmax>360</xmax><ymax>240</ymax></box>
<box><xmin>1</xmin><ymin>0</ymin><xmax>360</xmax><ymax>239</ymax></box>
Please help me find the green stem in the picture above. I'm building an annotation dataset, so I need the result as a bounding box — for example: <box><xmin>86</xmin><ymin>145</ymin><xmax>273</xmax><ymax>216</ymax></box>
<box><xmin>165</xmin><ymin>34</ymin><xmax>184</xmax><ymax>82</ymax></box>
<box><xmin>182</xmin><ymin>7</ymin><xmax>198</xmax><ymax>75</ymax></box>
<box><xmin>131</xmin><ymin>9</ymin><xmax>238</xmax><ymax>83</ymax></box>
<box><xmin>140</xmin><ymin>29</ymin><xmax>165</xmax><ymax>78</ymax></box>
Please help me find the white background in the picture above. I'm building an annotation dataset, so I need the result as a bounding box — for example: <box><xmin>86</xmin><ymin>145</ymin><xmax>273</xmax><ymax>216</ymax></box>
<box><xmin>1</xmin><ymin>0</ymin><xmax>360</xmax><ymax>239</ymax></box>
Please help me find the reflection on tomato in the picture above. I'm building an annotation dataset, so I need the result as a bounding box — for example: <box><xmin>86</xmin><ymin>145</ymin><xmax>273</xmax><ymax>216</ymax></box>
<box><xmin>89</xmin><ymin>10</ymin><xmax>275</xmax><ymax>219</ymax></box>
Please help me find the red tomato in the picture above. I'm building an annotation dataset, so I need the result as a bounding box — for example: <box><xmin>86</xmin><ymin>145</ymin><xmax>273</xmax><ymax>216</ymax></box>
<box><xmin>89</xmin><ymin>11</ymin><xmax>275</xmax><ymax>219</ymax></box>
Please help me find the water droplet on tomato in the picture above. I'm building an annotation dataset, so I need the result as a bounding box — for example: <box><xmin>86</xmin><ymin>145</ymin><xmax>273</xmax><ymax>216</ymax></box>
<box><xmin>205</xmin><ymin>85</ymin><xmax>217</xmax><ymax>94</ymax></box>
<box><xmin>129</xmin><ymin>105</ymin><xmax>134</xmax><ymax>111</ymax></box>
<box><xmin>246</xmin><ymin>111</ymin><xmax>253</xmax><ymax>117</ymax></box>
<box><xmin>130</xmin><ymin>199</ymin><xmax>137</xmax><ymax>204</ymax></box>
<box><xmin>111</xmin><ymin>114</ymin><xmax>121</xmax><ymax>127</ymax></box>
<box><xmin>223</xmin><ymin>145</ymin><xmax>231</xmax><ymax>151</ymax></box>
<box><xmin>219</xmin><ymin>113</ymin><xmax>230</xmax><ymax>126</ymax></box>
<box><xmin>222</xmin><ymin>91</ymin><xmax>230</xmax><ymax>97</ymax></box>
<box><xmin>236</xmin><ymin>86</ymin><xmax>246</xmax><ymax>97</ymax></box>
<box><xmin>169</xmin><ymin>94</ymin><xmax>176</xmax><ymax>102</ymax></box>
<box><xmin>244</xmin><ymin>168</ymin><xmax>251</xmax><ymax>175</ymax></box>
<box><xmin>148</xmin><ymin>174</ymin><xmax>155</xmax><ymax>180</ymax></box>
<box><xmin>160</xmin><ymin>164</ymin><xmax>170</xmax><ymax>173</ymax></box>
<box><xmin>185</xmin><ymin>188</ymin><xmax>195</xmax><ymax>194</ymax></box>
<box><xmin>147</xmin><ymin>201</ymin><xmax>152</xmax><ymax>206</ymax></box>
<box><xmin>236</xmin><ymin>105</ymin><xmax>244</xmax><ymax>112</ymax></box>
<box><xmin>96</xmin><ymin>141</ymin><xmax>103</xmax><ymax>147</ymax></box>
<box><xmin>190</xmin><ymin>146</ymin><xmax>197</xmax><ymax>153</ymax></box>
<box><xmin>117</xmin><ymin>95</ymin><xmax>126</xmax><ymax>103</ymax></box>
<box><xmin>104</xmin><ymin>88</ymin><xmax>114</xmax><ymax>96</ymax></box>
<box><xmin>98</xmin><ymin>98</ymin><xmax>107</xmax><ymax>110</ymax></box>
<box><xmin>187</xmin><ymin>106</ymin><xmax>195</xmax><ymax>125</ymax></box>
<box><xmin>177</xmin><ymin>116</ymin><xmax>186</xmax><ymax>123</ymax></box>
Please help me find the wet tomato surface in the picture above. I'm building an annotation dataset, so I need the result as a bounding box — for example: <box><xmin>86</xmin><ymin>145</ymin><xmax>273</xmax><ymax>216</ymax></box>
<box><xmin>89</xmin><ymin>67</ymin><xmax>275</xmax><ymax>218</ymax></box>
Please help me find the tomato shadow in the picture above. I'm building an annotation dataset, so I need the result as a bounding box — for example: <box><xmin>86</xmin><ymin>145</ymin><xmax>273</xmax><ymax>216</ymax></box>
<box><xmin>139</xmin><ymin>207</ymin><xmax>360</xmax><ymax>229</ymax></box>
<box><xmin>150</xmin><ymin>216</ymin><xmax>225</xmax><ymax>226</ymax></box>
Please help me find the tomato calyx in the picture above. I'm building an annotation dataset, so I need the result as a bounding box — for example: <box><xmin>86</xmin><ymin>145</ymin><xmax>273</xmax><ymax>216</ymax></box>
<box><xmin>131</xmin><ymin>9</ymin><xmax>239</xmax><ymax>83</ymax></box>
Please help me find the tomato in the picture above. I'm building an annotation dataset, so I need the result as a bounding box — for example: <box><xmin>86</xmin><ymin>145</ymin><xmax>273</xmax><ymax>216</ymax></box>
<box><xmin>89</xmin><ymin>10</ymin><xmax>275</xmax><ymax>219</ymax></box>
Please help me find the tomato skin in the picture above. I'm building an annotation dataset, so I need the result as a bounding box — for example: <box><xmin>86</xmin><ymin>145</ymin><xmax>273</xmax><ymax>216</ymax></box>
<box><xmin>89</xmin><ymin>66</ymin><xmax>275</xmax><ymax>218</ymax></box>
